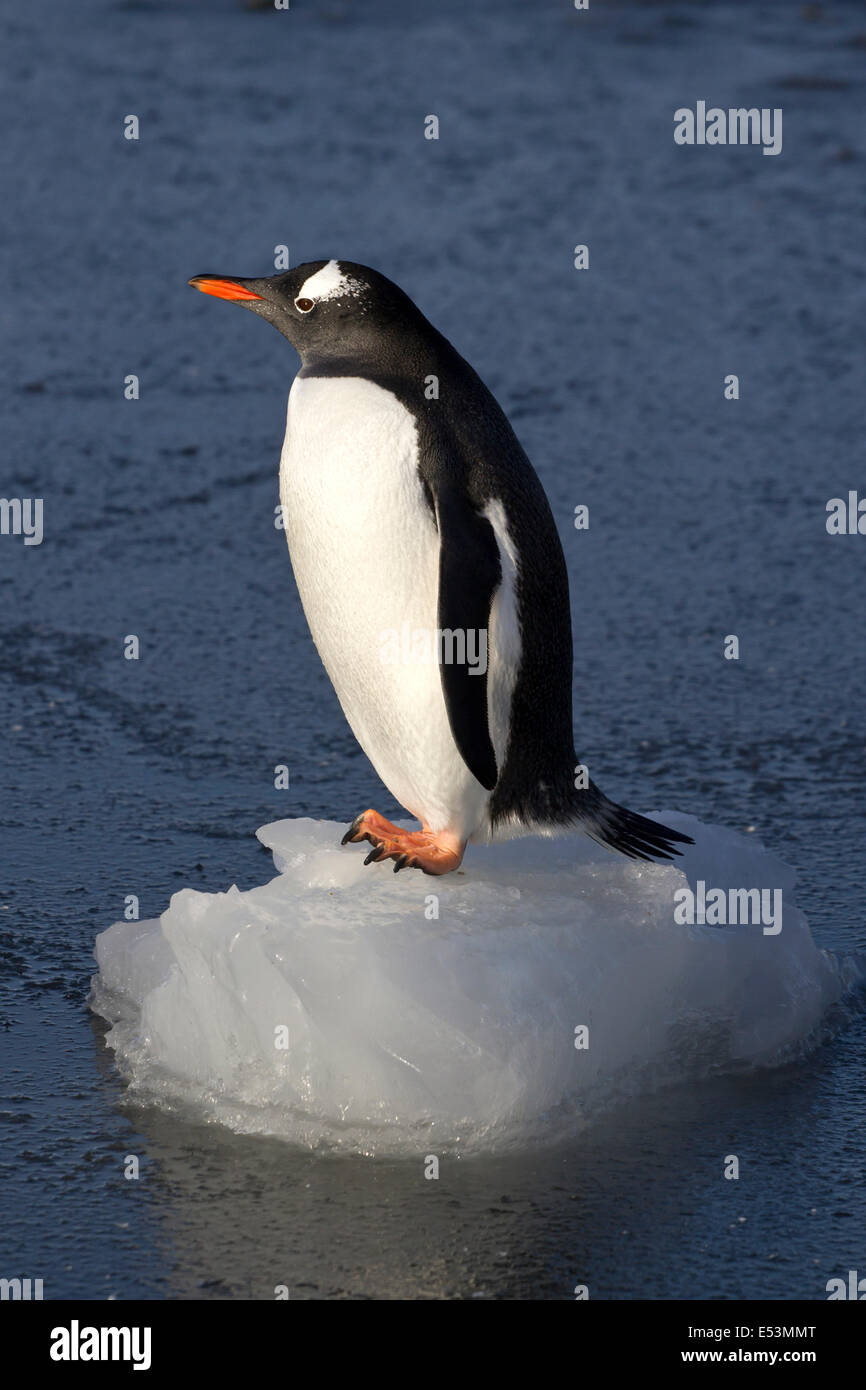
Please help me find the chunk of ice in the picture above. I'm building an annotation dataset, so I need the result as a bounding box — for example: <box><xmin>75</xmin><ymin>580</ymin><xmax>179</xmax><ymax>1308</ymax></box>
<box><xmin>89</xmin><ymin>814</ymin><xmax>859</xmax><ymax>1154</ymax></box>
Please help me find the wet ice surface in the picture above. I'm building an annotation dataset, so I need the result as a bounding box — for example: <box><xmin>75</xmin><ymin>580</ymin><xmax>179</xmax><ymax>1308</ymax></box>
<box><xmin>2</xmin><ymin>0</ymin><xmax>866</xmax><ymax>1297</ymax></box>
<box><xmin>90</xmin><ymin>815</ymin><xmax>860</xmax><ymax>1155</ymax></box>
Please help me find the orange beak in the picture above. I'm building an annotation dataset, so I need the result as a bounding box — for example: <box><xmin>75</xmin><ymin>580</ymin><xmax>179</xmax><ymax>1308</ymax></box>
<box><xmin>188</xmin><ymin>275</ymin><xmax>264</xmax><ymax>303</ymax></box>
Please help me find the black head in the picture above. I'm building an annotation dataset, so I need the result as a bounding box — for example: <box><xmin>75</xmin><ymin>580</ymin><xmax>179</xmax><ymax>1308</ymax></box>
<box><xmin>188</xmin><ymin>259</ymin><xmax>429</xmax><ymax>370</ymax></box>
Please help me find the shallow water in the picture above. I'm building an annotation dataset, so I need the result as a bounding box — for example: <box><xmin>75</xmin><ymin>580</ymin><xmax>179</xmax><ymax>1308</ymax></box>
<box><xmin>2</xmin><ymin>0</ymin><xmax>865</xmax><ymax>1298</ymax></box>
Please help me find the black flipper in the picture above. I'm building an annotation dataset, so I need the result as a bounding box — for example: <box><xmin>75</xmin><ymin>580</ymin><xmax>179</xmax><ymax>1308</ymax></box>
<box><xmin>434</xmin><ymin>488</ymin><xmax>501</xmax><ymax>791</ymax></box>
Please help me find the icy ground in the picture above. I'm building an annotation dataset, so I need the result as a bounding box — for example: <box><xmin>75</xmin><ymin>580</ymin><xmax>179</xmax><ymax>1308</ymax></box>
<box><xmin>90</xmin><ymin>814</ymin><xmax>859</xmax><ymax>1155</ymax></box>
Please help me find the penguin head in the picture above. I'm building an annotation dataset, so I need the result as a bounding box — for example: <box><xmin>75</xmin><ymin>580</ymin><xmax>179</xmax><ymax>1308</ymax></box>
<box><xmin>189</xmin><ymin>259</ymin><xmax>419</xmax><ymax>367</ymax></box>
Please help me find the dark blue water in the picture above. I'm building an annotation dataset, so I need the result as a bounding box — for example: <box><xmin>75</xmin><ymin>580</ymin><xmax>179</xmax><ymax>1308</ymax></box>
<box><xmin>1</xmin><ymin>0</ymin><xmax>864</xmax><ymax>1299</ymax></box>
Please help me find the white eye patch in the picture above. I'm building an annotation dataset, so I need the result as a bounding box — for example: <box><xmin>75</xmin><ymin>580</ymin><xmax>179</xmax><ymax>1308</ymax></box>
<box><xmin>295</xmin><ymin>259</ymin><xmax>364</xmax><ymax>308</ymax></box>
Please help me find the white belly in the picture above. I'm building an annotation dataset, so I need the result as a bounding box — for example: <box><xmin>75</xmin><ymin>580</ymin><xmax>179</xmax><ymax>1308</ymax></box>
<box><xmin>279</xmin><ymin>374</ymin><xmax>498</xmax><ymax>839</ymax></box>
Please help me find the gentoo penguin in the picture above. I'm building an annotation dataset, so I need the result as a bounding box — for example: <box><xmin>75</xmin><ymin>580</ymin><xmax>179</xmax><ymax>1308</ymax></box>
<box><xmin>189</xmin><ymin>260</ymin><xmax>692</xmax><ymax>875</ymax></box>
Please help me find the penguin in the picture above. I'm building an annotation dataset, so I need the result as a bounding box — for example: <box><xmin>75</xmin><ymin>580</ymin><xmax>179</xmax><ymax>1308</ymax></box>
<box><xmin>189</xmin><ymin>260</ymin><xmax>692</xmax><ymax>875</ymax></box>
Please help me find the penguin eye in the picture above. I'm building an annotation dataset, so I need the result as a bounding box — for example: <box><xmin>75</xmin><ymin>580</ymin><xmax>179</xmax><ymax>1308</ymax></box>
<box><xmin>294</xmin><ymin>297</ymin><xmax>315</xmax><ymax>313</ymax></box>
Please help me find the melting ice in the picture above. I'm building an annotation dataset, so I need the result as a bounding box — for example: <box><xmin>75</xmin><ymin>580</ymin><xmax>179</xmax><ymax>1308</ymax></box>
<box><xmin>90</xmin><ymin>814</ymin><xmax>859</xmax><ymax>1155</ymax></box>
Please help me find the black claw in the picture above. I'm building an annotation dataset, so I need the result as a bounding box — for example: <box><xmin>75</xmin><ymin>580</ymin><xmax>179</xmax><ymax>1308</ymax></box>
<box><xmin>341</xmin><ymin>815</ymin><xmax>363</xmax><ymax>846</ymax></box>
<box><xmin>393</xmin><ymin>853</ymin><xmax>410</xmax><ymax>874</ymax></box>
<box><xmin>364</xmin><ymin>842</ymin><xmax>386</xmax><ymax>865</ymax></box>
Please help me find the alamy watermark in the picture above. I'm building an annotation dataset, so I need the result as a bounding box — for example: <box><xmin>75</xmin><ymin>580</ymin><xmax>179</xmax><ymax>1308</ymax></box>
<box><xmin>674</xmin><ymin>880</ymin><xmax>782</xmax><ymax>935</ymax></box>
<box><xmin>0</xmin><ymin>1276</ymin><xmax>43</xmax><ymax>1299</ymax></box>
<box><xmin>379</xmin><ymin>624</ymin><xmax>488</xmax><ymax>675</ymax></box>
<box><xmin>0</xmin><ymin>497</ymin><xmax>43</xmax><ymax>545</ymax></box>
<box><xmin>826</xmin><ymin>491</ymin><xmax>866</xmax><ymax>535</ymax></box>
<box><xmin>827</xmin><ymin>1270</ymin><xmax>866</xmax><ymax>1299</ymax></box>
<box><xmin>674</xmin><ymin>103</ymin><xmax>782</xmax><ymax>157</ymax></box>
<box><xmin>50</xmin><ymin>1321</ymin><xmax>151</xmax><ymax>1371</ymax></box>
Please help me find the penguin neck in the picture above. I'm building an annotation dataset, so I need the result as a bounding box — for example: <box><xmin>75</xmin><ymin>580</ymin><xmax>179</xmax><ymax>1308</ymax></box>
<box><xmin>297</xmin><ymin>320</ymin><xmax>460</xmax><ymax>388</ymax></box>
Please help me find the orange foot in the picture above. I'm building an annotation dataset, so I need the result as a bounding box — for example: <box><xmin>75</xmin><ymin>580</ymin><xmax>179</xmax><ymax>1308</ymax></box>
<box><xmin>340</xmin><ymin>808</ymin><xmax>465</xmax><ymax>876</ymax></box>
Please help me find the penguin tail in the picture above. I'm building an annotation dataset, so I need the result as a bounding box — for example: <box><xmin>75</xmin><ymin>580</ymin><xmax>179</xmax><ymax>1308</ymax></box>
<box><xmin>576</xmin><ymin>783</ymin><xmax>693</xmax><ymax>863</ymax></box>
